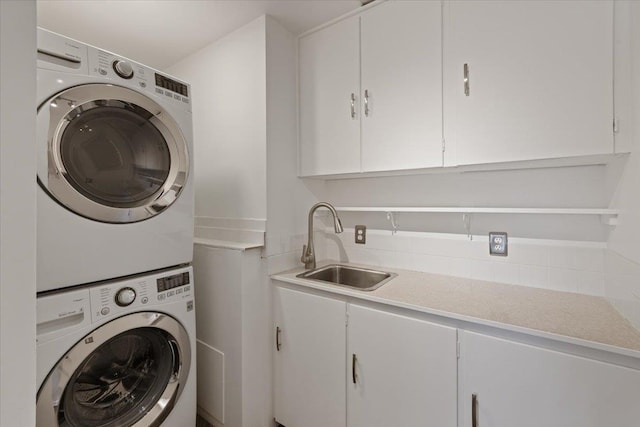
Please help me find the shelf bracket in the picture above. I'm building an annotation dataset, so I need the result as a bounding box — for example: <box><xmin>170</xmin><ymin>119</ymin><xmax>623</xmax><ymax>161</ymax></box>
<box><xmin>601</xmin><ymin>213</ymin><xmax>618</xmax><ymax>226</ymax></box>
<box><xmin>386</xmin><ymin>212</ymin><xmax>399</xmax><ymax>235</ymax></box>
<box><xmin>462</xmin><ymin>213</ymin><xmax>473</xmax><ymax>241</ymax></box>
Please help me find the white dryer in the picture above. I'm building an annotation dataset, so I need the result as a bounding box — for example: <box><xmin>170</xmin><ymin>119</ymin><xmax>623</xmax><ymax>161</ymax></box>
<box><xmin>36</xmin><ymin>266</ymin><xmax>196</xmax><ymax>426</ymax></box>
<box><xmin>37</xmin><ymin>28</ymin><xmax>194</xmax><ymax>292</ymax></box>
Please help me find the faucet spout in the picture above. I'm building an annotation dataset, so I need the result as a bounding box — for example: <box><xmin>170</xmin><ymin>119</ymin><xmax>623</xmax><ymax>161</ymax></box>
<box><xmin>301</xmin><ymin>202</ymin><xmax>343</xmax><ymax>270</ymax></box>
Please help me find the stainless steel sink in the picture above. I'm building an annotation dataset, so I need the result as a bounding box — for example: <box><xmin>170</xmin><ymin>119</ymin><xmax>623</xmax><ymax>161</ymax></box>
<box><xmin>296</xmin><ymin>264</ymin><xmax>396</xmax><ymax>291</ymax></box>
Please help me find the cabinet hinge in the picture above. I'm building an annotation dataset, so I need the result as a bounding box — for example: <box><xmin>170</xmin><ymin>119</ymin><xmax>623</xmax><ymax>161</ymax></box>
<box><xmin>456</xmin><ymin>340</ymin><xmax>460</xmax><ymax>359</ymax></box>
<box><xmin>345</xmin><ymin>312</ymin><xmax>349</xmax><ymax>327</ymax></box>
<box><xmin>613</xmin><ymin>118</ymin><xmax>619</xmax><ymax>134</ymax></box>
<box><xmin>441</xmin><ymin>138</ymin><xmax>446</xmax><ymax>153</ymax></box>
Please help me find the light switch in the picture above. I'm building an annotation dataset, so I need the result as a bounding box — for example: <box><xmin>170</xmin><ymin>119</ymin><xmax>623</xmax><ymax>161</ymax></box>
<box><xmin>489</xmin><ymin>232</ymin><xmax>508</xmax><ymax>256</ymax></box>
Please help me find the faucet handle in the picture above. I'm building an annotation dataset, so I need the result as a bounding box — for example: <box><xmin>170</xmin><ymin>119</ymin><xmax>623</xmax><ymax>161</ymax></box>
<box><xmin>301</xmin><ymin>244</ymin><xmax>307</xmax><ymax>263</ymax></box>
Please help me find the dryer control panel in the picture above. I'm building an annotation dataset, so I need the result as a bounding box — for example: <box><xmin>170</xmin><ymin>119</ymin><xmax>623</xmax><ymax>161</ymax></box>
<box><xmin>89</xmin><ymin>267</ymin><xmax>193</xmax><ymax>322</ymax></box>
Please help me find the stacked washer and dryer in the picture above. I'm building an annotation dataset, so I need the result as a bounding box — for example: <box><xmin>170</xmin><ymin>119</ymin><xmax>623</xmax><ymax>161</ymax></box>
<box><xmin>35</xmin><ymin>28</ymin><xmax>196</xmax><ymax>427</ymax></box>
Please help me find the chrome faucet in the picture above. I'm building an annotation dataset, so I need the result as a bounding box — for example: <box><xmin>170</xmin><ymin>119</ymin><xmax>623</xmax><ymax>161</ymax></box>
<box><xmin>301</xmin><ymin>202</ymin><xmax>344</xmax><ymax>270</ymax></box>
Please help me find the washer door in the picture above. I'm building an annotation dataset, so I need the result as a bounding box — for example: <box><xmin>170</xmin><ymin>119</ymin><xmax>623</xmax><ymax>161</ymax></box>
<box><xmin>37</xmin><ymin>84</ymin><xmax>189</xmax><ymax>223</ymax></box>
<box><xmin>37</xmin><ymin>312</ymin><xmax>191</xmax><ymax>427</ymax></box>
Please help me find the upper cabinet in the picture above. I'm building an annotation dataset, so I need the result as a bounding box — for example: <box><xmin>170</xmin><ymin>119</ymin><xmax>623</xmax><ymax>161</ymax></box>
<box><xmin>299</xmin><ymin>15</ymin><xmax>360</xmax><ymax>176</ymax></box>
<box><xmin>360</xmin><ymin>1</ymin><xmax>443</xmax><ymax>172</ymax></box>
<box><xmin>444</xmin><ymin>0</ymin><xmax>614</xmax><ymax>166</ymax></box>
<box><xmin>298</xmin><ymin>1</ymin><xmax>443</xmax><ymax>176</ymax></box>
<box><xmin>299</xmin><ymin>0</ymin><xmax>620</xmax><ymax>177</ymax></box>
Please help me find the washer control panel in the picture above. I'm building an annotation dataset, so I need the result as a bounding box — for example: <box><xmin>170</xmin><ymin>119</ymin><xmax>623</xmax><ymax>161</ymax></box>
<box><xmin>112</xmin><ymin>59</ymin><xmax>134</xmax><ymax>79</ymax></box>
<box><xmin>89</xmin><ymin>267</ymin><xmax>193</xmax><ymax>322</ymax></box>
<box><xmin>115</xmin><ymin>287</ymin><xmax>136</xmax><ymax>306</ymax></box>
<box><xmin>156</xmin><ymin>271</ymin><xmax>191</xmax><ymax>302</ymax></box>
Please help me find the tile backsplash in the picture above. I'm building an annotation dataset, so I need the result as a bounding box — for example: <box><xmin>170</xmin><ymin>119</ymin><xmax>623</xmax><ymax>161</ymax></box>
<box><xmin>605</xmin><ymin>250</ymin><xmax>640</xmax><ymax>330</ymax></box>
<box><xmin>325</xmin><ymin>228</ymin><xmax>606</xmax><ymax>296</ymax></box>
<box><xmin>268</xmin><ymin>227</ymin><xmax>640</xmax><ymax>332</ymax></box>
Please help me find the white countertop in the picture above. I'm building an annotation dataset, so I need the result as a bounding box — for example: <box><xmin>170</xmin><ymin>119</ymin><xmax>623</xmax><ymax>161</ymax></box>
<box><xmin>193</xmin><ymin>237</ymin><xmax>263</xmax><ymax>251</ymax></box>
<box><xmin>272</xmin><ymin>261</ymin><xmax>640</xmax><ymax>358</ymax></box>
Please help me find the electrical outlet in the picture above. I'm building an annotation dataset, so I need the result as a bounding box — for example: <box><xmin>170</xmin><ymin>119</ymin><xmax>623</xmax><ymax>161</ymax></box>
<box><xmin>489</xmin><ymin>232</ymin><xmax>508</xmax><ymax>256</ymax></box>
<box><xmin>355</xmin><ymin>225</ymin><xmax>366</xmax><ymax>244</ymax></box>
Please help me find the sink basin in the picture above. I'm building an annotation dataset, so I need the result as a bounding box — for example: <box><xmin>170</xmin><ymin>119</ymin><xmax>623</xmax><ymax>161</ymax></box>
<box><xmin>296</xmin><ymin>264</ymin><xmax>396</xmax><ymax>291</ymax></box>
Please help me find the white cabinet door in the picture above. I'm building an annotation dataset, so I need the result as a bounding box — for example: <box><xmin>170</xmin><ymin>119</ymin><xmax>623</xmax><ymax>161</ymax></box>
<box><xmin>273</xmin><ymin>286</ymin><xmax>346</xmax><ymax>427</ymax></box>
<box><xmin>361</xmin><ymin>0</ymin><xmax>443</xmax><ymax>172</ymax></box>
<box><xmin>347</xmin><ymin>304</ymin><xmax>457</xmax><ymax>427</ymax></box>
<box><xmin>299</xmin><ymin>15</ymin><xmax>360</xmax><ymax>176</ymax></box>
<box><xmin>445</xmin><ymin>1</ymin><xmax>614</xmax><ymax>166</ymax></box>
<box><xmin>460</xmin><ymin>331</ymin><xmax>640</xmax><ymax>427</ymax></box>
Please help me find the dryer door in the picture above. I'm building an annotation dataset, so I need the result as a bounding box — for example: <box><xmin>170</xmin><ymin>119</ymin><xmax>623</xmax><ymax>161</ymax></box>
<box><xmin>36</xmin><ymin>312</ymin><xmax>191</xmax><ymax>427</ymax></box>
<box><xmin>37</xmin><ymin>84</ymin><xmax>189</xmax><ymax>223</ymax></box>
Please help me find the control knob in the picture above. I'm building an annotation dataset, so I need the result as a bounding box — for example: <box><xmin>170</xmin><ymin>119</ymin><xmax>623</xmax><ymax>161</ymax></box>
<box><xmin>115</xmin><ymin>287</ymin><xmax>136</xmax><ymax>306</ymax></box>
<box><xmin>112</xmin><ymin>60</ymin><xmax>134</xmax><ymax>79</ymax></box>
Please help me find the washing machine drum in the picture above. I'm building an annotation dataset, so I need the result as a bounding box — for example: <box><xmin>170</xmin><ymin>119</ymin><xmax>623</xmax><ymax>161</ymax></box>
<box><xmin>37</xmin><ymin>313</ymin><xmax>191</xmax><ymax>427</ymax></box>
<box><xmin>37</xmin><ymin>84</ymin><xmax>189</xmax><ymax>223</ymax></box>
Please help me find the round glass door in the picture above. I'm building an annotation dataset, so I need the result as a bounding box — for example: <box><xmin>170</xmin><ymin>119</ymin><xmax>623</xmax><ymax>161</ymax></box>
<box><xmin>60</xmin><ymin>328</ymin><xmax>175</xmax><ymax>427</ymax></box>
<box><xmin>37</xmin><ymin>313</ymin><xmax>191</xmax><ymax>427</ymax></box>
<box><xmin>37</xmin><ymin>84</ymin><xmax>189</xmax><ymax>223</ymax></box>
<box><xmin>60</xmin><ymin>105</ymin><xmax>171</xmax><ymax>208</ymax></box>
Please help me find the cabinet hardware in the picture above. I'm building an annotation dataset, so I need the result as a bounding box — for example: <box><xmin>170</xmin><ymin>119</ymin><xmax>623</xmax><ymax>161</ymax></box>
<box><xmin>352</xmin><ymin>353</ymin><xmax>358</xmax><ymax>384</ymax></box>
<box><xmin>364</xmin><ymin>89</ymin><xmax>370</xmax><ymax>117</ymax></box>
<box><xmin>472</xmin><ymin>393</ymin><xmax>478</xmax><ymax>427</ymax></box>
<box><xmin>276</xmin><ymin>326</ymin><xmax>281</xmax><ymax>351</ymax></box>
<box><xmin>464</xmin><ymin>63</ymin><xmax>470</xmax><ymax>96</ymax></box>
<box><xmin>350</xmin><ymin>93</ymin><xmax>356</xmax><ymax>119</ymax></box>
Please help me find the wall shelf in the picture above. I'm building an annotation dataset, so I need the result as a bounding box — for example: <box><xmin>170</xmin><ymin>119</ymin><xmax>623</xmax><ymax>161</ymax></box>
<box><xmin>334</xmin><ymin>207</ymin><xmax>618</xmax><ymax>215</ymax></box>
<box><xmin>334</xmin><ymin>207</ymin><xmax>620</xmax><ymax>233</ymax></box>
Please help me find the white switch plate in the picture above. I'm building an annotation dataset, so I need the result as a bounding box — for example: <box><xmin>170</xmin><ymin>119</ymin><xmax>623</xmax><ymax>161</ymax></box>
<box><xmin>489</xmin><ymin>232</ymin><xmax>508</xmax><ymax>256</ymax></box>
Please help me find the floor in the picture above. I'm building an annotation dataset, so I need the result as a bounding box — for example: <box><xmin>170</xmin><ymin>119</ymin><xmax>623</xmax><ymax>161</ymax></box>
<box><xmin>196</xmin><ymin>415</ymin><xmax>214</xmax><ymax>427</ymax></box>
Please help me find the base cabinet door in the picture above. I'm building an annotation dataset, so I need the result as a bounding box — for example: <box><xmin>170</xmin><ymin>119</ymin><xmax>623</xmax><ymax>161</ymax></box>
<box><xmin>273</xmin><ymin>286</ymin><xmax>347</xmax><ymax>427</ymax></box>
<box><xmin>460</xmin><ymin>331</ymin><xmax>640</xmax><ymax>427</ymax></box>
<box><xmin>347</xmin><ymin>304</ymin><xmax>458</xmax><ymax>427</ymax></box>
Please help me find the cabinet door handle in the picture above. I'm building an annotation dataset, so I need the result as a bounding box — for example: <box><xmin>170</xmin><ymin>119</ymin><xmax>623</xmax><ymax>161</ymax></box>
<box><xmin>352</xmin><ymin>353</ymin><xmax>357</xmax><ymax>384</ymax></box>
<box><xmin>464</xmin><ymin>63</ymin><xmax>470</xmax><ymax>96</ymax></box>
<box><xmin>472</xmin><ymin>393</ymin><xmax>478</xmax><ymax>427</ymax></box>
<box><xmin>276</xmin><ymin>326</ymin><xmax>281</xmax><ymax>351</ymax></box>
<box><xmin>350</xmin><ymin>93</ymin><xmax>356</xmax><ymax>119</ymax></box>
<box><xmin>364</xmin><ymin>89</ymin><xmax>370</xmax><ymax>117</ymax></box>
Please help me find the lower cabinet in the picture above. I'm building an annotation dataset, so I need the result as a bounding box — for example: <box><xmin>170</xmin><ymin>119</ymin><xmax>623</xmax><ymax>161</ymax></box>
<box><xmin>459</xmin><ymin>331</ymin><xmax>640</xmax><ymax>427</ymax></box>
<box><xmin>273</xmin><ymin>285</ymin><xmax>457</xmax><ymax>427</ymax></box>
<box><xmin>273</xmin><ymin>284</ymin><xmax>640</xmax><ymax>427</ymax></box>
<box><xmin>347</xmin><ymin>304</ymin><xmax>457</xmax><ymax>427</ymax></box>
<box><xmin>273</xmin><ymin>286</ymin><xmax>346</xmax><ymax>427</ymax></box>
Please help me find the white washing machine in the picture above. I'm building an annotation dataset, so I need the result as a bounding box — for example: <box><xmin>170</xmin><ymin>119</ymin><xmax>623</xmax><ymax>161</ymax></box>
<box><xmin>37</xmin><ymin>28</ymin><xmax>194</xmax><ymax>293</ymax></box>
<box><xmin>36</xmin><ymin>266</ymin><xmax>196</xmax><ymax>426</ymax></box>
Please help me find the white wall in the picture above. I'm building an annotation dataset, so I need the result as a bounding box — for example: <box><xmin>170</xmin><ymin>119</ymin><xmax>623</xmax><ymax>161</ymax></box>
<box><xmin>325</xmin><ymin>165</ymin><xmax>610</xmax><ymax>241</ymax></box>
<box><xmin>608</xmin><ymin>0</ymin><xmax>640</xmax><ymax>264</ymax></box>
<box><xmin>604</xmin><ymin>0</ymin><xmax>640</xmax><ymax>329</ymax></box>
<box><xmin>166</xmin><ymin>17</ymin><xmax>267</xmax><ymax>223</ymax></box>
<box><xmin>0</xmin><ymin>1</ymin><xmax>37</xmax><ymax>425</ymax></box>
<box><xmin>178</xmin><ymin>16</ymin><xmax>310</xmax><ymax>427</ymax></box>
<box><xmin>265</xmin><ymin>16</ymin><xmax>326</xmax><ymax>262</ymax></box>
